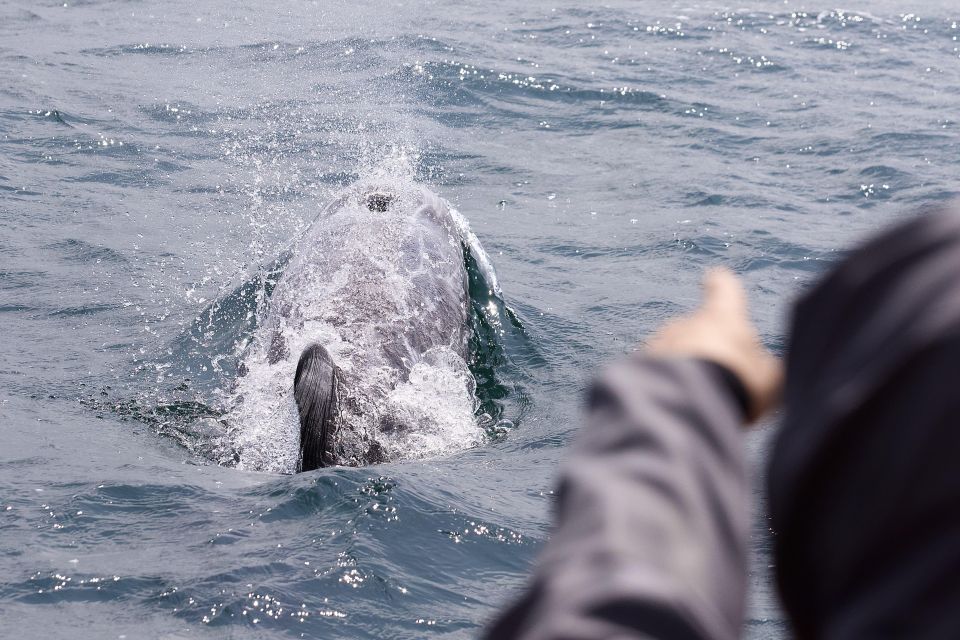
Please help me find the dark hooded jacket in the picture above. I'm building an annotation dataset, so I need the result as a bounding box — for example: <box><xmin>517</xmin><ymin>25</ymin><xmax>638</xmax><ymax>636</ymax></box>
<box><xmin>485</xmin><ymin>205</ymin><xmax>960</xmax><ymax>639</ymax></box>
<box><xmin>769</xmin><ymin>205</ymin><xmax>960</xmax><ymax>639</ymax></box>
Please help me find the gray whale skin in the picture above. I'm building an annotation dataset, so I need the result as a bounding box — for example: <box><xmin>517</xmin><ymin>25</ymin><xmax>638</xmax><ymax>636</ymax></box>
<box><xmin>261</xmin><ymin>180</ymin><xmax>479</xmax><ymax>472</ymax></box>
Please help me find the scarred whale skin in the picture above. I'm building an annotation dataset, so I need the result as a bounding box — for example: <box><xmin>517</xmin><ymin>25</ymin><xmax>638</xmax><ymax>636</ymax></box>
<box><xmin>230</xmin><ymin>178</ymin><xmax>485</xmax><ymax>473</ymax></box>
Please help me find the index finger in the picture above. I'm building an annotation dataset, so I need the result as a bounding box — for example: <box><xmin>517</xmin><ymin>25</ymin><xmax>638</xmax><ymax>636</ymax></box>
<box><xmin>701</xmin><ymin>267</ymin><xmax>748</xmax><ymax>318</ymax></box>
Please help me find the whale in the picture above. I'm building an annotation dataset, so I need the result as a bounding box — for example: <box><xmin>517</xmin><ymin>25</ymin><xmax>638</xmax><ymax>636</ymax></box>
<box><xmin>228</xmin><ymin>176</ymin><xmax>498</xmax><ymax>473</ymax></box>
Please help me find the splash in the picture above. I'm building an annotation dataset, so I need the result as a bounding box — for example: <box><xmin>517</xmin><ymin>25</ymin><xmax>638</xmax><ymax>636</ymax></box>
<box><xmin>224</xmin><ymin>155</ymin><xmax>497</xmax><ymax>473</ymax></box>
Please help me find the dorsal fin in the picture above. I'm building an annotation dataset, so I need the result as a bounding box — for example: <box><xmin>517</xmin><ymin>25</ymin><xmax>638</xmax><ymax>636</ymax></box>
<box><xmin>294</xmin><ymin>343</ymin><xmax>340</xmax><ymax>471</ymax></box>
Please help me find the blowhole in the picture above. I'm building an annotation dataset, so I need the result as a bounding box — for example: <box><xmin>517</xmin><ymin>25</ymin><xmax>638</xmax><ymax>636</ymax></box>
<box><xmin>366</xmin><ymin>193</ymin><xmax>393</xmax><ymax>212</ymax></box>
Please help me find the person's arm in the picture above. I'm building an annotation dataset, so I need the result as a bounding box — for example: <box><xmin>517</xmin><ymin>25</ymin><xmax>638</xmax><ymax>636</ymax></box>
<box><xmin>484</xmin><ymin>269</ymin><xmax>781</xmax><ymax>640</ymax></box>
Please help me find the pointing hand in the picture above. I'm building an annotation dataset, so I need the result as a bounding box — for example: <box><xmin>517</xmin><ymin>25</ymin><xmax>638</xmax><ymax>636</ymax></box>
<box><xmin>646</xmin><ymin>268</ymin><xmax>783</xmax><ymax>423</ymax></box>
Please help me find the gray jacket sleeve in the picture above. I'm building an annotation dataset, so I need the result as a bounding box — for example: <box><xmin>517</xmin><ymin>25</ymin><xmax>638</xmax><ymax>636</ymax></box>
<box><xmin>484</xmin><ymin>356</ymin><xmax>750</xmax><ymax>640</ymax></box>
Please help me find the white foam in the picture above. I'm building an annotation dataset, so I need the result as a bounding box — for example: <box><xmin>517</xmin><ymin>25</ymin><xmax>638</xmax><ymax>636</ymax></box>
<box><xmin>223</xmin><ymin>156</ymin><xmax>498</xmax><ymax>473</ymax></box>
<box><xmin>450</xmin><ymin>205</ymin><xmax>502</xmax><ymax>296</ymax></box>
<box><xmin>228</xmin><ymin>349</ymin><xmax>301</xmax><ymax>474</ymax></box>
<box><xmin>380</xmin><ymin>347</ymin><xmax>482</xmax><ymax>460</ymax></box>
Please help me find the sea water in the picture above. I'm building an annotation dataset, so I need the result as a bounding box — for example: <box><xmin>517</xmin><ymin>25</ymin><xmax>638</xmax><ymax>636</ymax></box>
<box><xmin>2</xmin><ymin>1</ymin><xmax>959</xmax><ymax>637</ymax></box>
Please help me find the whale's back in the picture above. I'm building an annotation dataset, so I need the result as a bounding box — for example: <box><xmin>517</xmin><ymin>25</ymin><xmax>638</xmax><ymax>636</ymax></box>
<box><xmin>228</xmin><ymin>180</ymin><xmax>481</xmax><ymax>472</ymax></box>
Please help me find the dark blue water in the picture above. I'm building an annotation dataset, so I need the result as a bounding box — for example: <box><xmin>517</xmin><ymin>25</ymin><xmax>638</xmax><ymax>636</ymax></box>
<box><xmin>2</xmin><ymin>1</ymin><xmax>959</xmax><ymax>637</ymax></box>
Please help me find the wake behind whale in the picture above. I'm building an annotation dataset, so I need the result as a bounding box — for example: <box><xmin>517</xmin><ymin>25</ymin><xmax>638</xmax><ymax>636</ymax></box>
<box><xmin>226</xmin><ymin>171</ymin><xmax>501</xmax><ymax>474</ymax></box>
